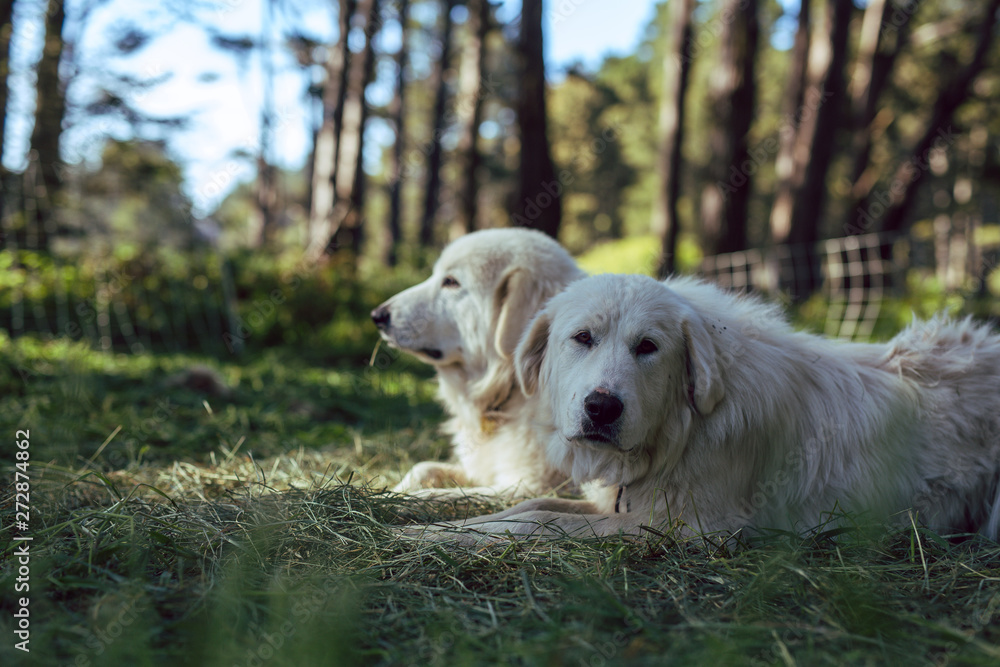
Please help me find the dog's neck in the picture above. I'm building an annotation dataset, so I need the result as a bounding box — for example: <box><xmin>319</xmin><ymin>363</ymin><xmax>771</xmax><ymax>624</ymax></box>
<box><xmin>436</xmin><ymin>362</ymin><xmax>522</xmax><ymax>438</ymax></box>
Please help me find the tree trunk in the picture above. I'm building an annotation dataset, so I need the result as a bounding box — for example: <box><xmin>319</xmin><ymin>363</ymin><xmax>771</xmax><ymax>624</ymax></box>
<box><xmin>653</xmin><ymin>0</ymin><xmax>697</xmax><ymax>278</ymax></box>
<box><xmin>847</xmin><ymin>0</ymin><xmax>889</xmax><ymax>188</ymax></box>
<box><xmin>344</xmin><ymin>0</ymin><xmax>379</xmax><ymax>257</ymax></box>
<box><xmin>256</xmin><ymin>0</ymin><xmax>279</xmax><ymax>246</ymax></box>
<box><xmin>775</xmin><ymin>0</ymin><xmax>852</xmax><ymax>300</ymax></box>
<box><xmin>699</xmin><ymin>0</ymin><xmax>758</xmax><ymax>257</ymax></box>
<box><xmin>512</xmin><ymin>0</ymin><xmax>561</xmax><ymax>239</ymax></box>
<box><xmin>787</xmin><ymin>0</ymin><xmax>851</xmax><ymax>245</ymax></box>
<box><xmin>844</xmin><ymin>0</ymin><xmax>913</xmax><ymax>227</ymax></box>
<box><xmin>320</xmin><ymin>0</ymin><xmax>378</xmax><ymax>258</ymax></box>
<box><xmin>27</xmin><ymin>0</ymin><xmax>67</xmax><ymax>252</ymax></box>
<box><xmin>0</xmin><ymin>0</ymin><xmax>13</xmax><ymax>168</ymax></box>
<box><xmin>878</xmin><ymin>0</ymin><xmax>1000</xmax><ymax>235</ymax></box>
<box><xmin>308</xmin><ymin>0</ymin><xmax>354</xmax><ymax>252</ymax></box>
<box><xmin>0</xmin><ymin>0</ymin><xmax>13</xmax><ymax>245</ymax></box>
<box><xmin>769</xmin><ymin>0</ymin><xmax>810</xmax><ymax>244</ymax></box>
<box><xmin>384</xmin><ymin>0</ymin><xmax>410</xmax><ymax>266</ymax></box>
<box><xmin>418</xmin><ymin>0</ymin><xmax>455</xmax><ymax>248</ymax></box>
<box><xmin>451</xmin><ymin>0</ymin><xmax>489</xmax><ymax>239</ymax></box>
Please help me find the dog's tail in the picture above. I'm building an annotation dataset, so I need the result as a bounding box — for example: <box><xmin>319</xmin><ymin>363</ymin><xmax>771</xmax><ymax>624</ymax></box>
<box><xmin>883</xmin><ymin>315</ymin><xmax>997</xmax><ymax>383</ymax></box>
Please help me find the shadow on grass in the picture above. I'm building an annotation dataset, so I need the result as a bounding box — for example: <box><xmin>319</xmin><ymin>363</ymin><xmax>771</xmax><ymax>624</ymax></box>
<box><xmin>0</xmin><ymin>333</ymin><xmax>447</xmax><ymax>474</ymax></box>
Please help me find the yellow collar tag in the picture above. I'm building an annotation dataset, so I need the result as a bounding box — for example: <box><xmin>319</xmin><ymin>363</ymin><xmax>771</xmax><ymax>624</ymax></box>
<box><xmin>480</xmin><ymin>415</ymin><xmax>501</xmax><ymax>436</ymax></box>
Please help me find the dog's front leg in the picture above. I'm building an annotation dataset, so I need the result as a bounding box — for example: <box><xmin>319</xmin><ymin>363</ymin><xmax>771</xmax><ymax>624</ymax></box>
<box><xmin>465</xmin><ymin>496</ymin><xmax>600</xmax><ymax>521</ymax></box>
<box><xmin>393</xmin><ymin>461</ymin><xmax>470</xmax><ymax>492</ymax></box>
<box><xmin>457</xmin><ymin>509</ymin><xmax>637</xmax><ymax>541</ymax></box>
<box><xmin>395</xmin><ymin>499</ymin><xmax>601</xmax><ymax>544</ymax></box>
<box><xmin>398</xmin><ymin>508</ymin><xmax>639</xmax><ymax>545</ymax></box>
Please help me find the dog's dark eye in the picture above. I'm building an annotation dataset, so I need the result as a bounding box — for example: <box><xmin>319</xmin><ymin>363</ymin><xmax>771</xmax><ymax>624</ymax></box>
<box><xmin>442</xmin><ymin>275</ymin><xmax>460</xmax><ymax>289</ymax></box>
<box><xmin>573</xmin><ymin>331</ymin><xmax>593</xmax><ymax>346</ymax></box>
<box><xmin>636</xmin><ymin>338</ymin><xmax>658</xmax><ymax>355</ymax></box>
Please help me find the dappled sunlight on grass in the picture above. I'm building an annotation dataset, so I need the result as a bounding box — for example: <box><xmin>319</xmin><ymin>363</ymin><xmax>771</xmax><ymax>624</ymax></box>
<box><xmin>0</xmin><ymin>332</ymin><xmax>446</xmax><ymax>478</ymax></box>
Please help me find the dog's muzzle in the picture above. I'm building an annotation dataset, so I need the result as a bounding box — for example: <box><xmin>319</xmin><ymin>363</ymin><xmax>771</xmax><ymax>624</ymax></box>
<box><xmin>371</xmin><ymin>304</ymin><xmax>443</xmax><ymax>360</ymax></box>
<box><xmin>371</xmin><ymin>304</ymin><xmax>391</xmax><ymax>331</ymax></box>
<box><xmin>578</xmin><ymin>388</ymin><xmax>624</xmax><ymax>444</ymax></box>
<box><xmin>584</xmin><ymin>390</ymin><xmax>623</xmax><ymax>427</ymax></box>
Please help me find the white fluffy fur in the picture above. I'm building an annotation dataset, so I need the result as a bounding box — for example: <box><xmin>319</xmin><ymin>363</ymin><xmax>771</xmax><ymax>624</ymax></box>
<box><xmin>422</xmin><ymin>274</ymin><xmax>1000</xmax><ymax>542</ymax></box>
<box><xmin>373</xmin><ymin>228</ymin><xmax>585</xmax><ymax>497</ymax></box>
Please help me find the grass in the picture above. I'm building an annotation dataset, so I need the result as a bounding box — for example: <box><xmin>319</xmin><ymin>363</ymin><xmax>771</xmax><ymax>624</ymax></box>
<box><xmin>3</xmin><ymin>322</ymin><xmax>1000</xmax><ymax>665</ymax></box>
<box><xmin>0</xmin><ymin>330</ymin><xmax>445</xmax><ymax>474</ymax></box>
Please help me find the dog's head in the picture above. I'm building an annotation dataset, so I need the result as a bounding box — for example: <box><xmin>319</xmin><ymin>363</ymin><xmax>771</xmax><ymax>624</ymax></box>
<box><xmin>372</xmin><ymin>228</ymin><xmax>583</xmax><ymax>409</ymax></box>
<box><xmin>515</xmin><ymin>274</ymin><xmax>724</xmax><ymax>483</ymax></box>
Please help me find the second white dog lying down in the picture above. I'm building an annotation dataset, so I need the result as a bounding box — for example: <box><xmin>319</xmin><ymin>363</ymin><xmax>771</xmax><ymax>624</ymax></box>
<box><xmin>372</xmin><ymin>228</ymin><xmax>585</xmax><ymax>498</ymax></box>
<box><xmin>416</xmin><ymin>273</ymin><xmax>1000</xmax><ymax>542</ymax></box>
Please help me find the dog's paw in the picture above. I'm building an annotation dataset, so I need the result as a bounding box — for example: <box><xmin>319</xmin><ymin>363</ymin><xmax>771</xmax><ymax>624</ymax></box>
<box><xmin>391</xmin><ymin>521</ymin><xmax>511</xmax><ymax>546</ymax></box>
<box><xmin>392</xmin><ymin>462</ymin><xmax>469</xmax><ymax>493</ymax></box>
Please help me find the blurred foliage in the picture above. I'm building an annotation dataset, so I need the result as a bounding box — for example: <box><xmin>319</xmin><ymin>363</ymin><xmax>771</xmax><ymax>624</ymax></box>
<box><xmin>576</xmin><ymin>233</ymin><xmax>703</xmax><ymax>276</ymax></box>
<box><xmin>0</xmin><ymin>241</ymin><xmax>426</xmax><ymax>363</ymax></box>
<box><xmin>59</xmin><ymin>140</ymin><xmax>197</xmax><ymax>251</ymax></box>
<box><xmin>223</xmin><ymin>248</ymin><xmax>426</xmax><ymax>360</ymax></box>
<box><xmin>548</xmin><ymin>71</ymin><xmax>638</xmax><ymax>253</ymax></box>
<box><xmin>541</xmin><ymin>0</ymin><xmax>1000</xmax><ymax>254</ymax></box>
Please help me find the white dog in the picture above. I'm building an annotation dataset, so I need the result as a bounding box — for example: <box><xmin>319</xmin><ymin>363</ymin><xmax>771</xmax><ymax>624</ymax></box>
<box><xmin>419</xmin><ymin>273</ymin><xmax>1000</xmax><ymax>542</ymax></box>
<box><xmin>372</xmin><ymin>228</ymin><xmax>585</xmax><ymax>497</ymax></box>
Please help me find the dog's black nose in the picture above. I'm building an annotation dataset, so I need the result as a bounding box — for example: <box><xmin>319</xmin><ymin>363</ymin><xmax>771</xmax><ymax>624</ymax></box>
<box><xmin>371</xmin><ymin>304</ymin><xmax>391</xmax><ymax>330</ymax></box>
<box><xmin>584</xmin><ymin>391</ymin><xmax>624</xmax><ymax>426</ymax></box>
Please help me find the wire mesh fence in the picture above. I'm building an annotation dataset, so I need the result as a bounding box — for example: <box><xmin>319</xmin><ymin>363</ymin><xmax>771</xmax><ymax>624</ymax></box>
<box><xmin>0</xmin><ymin>250</ymin><xmax>241</xmax><ymax>356</ymax></box>
<box><xmin>0</xmin><ymin>162</ymin><xmax>242</xmax><ymax>356</ymax></box>
<box><xmin>700</xmin><ymin>216</ymin><xmax>998</xmax><ymax>339</ymax></box>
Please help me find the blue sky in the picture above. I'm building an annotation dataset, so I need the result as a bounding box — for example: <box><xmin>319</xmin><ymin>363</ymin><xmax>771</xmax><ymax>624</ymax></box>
<box><xmin>3</xmin><ymin>0</ymin><xmax>662</xmax><ymax>214</ymax></box>
<box><xmin>536</xmin><ymin>0</ymin><xmax>659</xmax><ymax>69</ymax></box>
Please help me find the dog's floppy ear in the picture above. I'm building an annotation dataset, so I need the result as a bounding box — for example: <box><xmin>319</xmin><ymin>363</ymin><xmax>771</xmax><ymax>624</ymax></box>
<box><xmin>493</xmin><ymin>267</ymin><xmax>554</xmax><ymax>359</ymax></box>
<box><xmin>514</xmin><ymin>309</ymin><xmax>551</xmax><ymax>397</ymax></box>
<box><xmin>682</xmin><ymin>315</ymin><xmax>724</xmax><ymax>415</ymax></box>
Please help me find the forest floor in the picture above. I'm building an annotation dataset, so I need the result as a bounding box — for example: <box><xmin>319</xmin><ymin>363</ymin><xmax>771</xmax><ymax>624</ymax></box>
<box><xmin>2</xmin><ymin>300</ymin><xmax>1000</xmax><ymax>666</ymax></box>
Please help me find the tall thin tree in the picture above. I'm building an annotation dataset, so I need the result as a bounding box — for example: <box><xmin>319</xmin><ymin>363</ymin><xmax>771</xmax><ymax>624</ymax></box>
<box><xmin>774</xmin><ymin>0</ymin><xmax>852</xmax><ymax>299</ymax></box>
<box><xmin>418</xmin><ymin>0</ymin><xmax>455</xmax><ymax>248</ymax></box>
<box><xmin>787</xmin><ymin>0</ymin><xmax>852</xmax><ymax>244</ymax></box>
<box><xmin>309</xmin><ymin>0</ymin><xmax>378</xmax><ymax>259</ymax></box>
<box><xmin>451</xmin><ymin>0</ymin><xmax>489</xmax><ymax>239</ymax></box>
<box><xmin>257</xmin><ymin>0</ymin><xmax>279</xmax><ymax>246</ymax></box>
<box><xmin>653</xmin><ymin>0</ymin><xmax>697</xmax><ymax>278</ymax></box>
<box><xmin>699</xmin><ymin>0</ymin><xmax>758</xmax><ymax>257</ymax></box>
<box><xmin>341</xmin><ymin>0</ymin><xmax>379</xmax><ymax>256</ymax></box>
<box><xmin>309</xmin><ymin>0</ymin><xmax>355</xmax><ymax>252</ymax></box>
<box><xmin>0</xmin><ymin>0</ymin><xmax>14</xmax><ymax>243</ymax></box>
<box><xmin>27</xmin><ymin>0</ymin><xmax>67</xmax><ymax>252</ymax></box>
<box><xmin>385</xmin><ymin>0</ymin><xmax>410</xmax><ymax>266</ymax></box>
<box><xmin>845</xmin><ymin>0</ymin><xmax>914</xmax><ymax>229</ymax></box>
<box><xmin>769</xmin><ymin>0</ymin><xmax>810</xmax><ymax>245</ymax></box>
<box><xmin>512</xmin><ymin>0</ymin><xmax>561</xmax><ymax>238</ymax></box>
<box><xmin>0</xmin><ymin>0</ymin><xmax>13</xmax><ymax>169</ymax></box>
